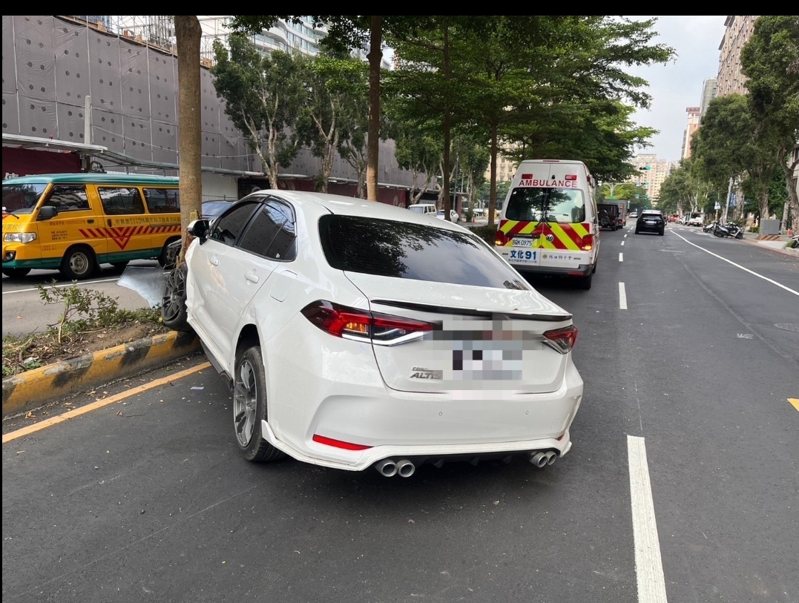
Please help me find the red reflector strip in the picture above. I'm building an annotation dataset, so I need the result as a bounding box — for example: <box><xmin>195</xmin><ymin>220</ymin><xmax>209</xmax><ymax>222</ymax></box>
<box><xmin>312</xmin><ymin>434</ymin><xmax>372</xmax><ymax>451</ymax></box>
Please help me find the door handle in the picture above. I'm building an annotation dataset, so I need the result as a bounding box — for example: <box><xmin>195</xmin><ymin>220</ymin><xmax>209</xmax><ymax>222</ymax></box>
<box><xmin>87</xmin><ymin>219</ymin><xmax>95</xmax><ymax>224</ymax></box>
<box><xmin>245</xmin><ymin>270</ymin><xmax>259</xmax><ymax>284</ymax></box>
<box><xmin>107</xmin><ymin>219</ymin><xmax>112</xmax><ymax>227</ymax></box>
<box><xmin>209</xmin><ymin>256</ymin><xmax>219</xmax><ymax>266</ymax></box>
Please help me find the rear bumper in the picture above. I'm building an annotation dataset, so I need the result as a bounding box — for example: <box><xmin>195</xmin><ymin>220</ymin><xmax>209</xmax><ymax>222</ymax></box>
<box><xmin>265</xmin><ymin>358</ymin><xmax>584</xmax><ymax>472</ymax></box>
<box><xmin>511</xmin><ymin>262</ymin><xmax>593</xmax><ymax>277</ymax></box>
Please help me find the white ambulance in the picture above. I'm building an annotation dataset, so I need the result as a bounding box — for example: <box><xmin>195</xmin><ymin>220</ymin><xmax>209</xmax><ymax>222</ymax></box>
<box><xmin>494</xmin><ymin>159</ymin><xmax>600</xmax><ymax>289</ymax></box>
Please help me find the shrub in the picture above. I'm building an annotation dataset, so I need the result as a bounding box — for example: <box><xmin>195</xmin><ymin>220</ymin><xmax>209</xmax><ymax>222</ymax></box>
<box><xmin>470</xmin><ymin>224</ymin><xmax>498</xmax><ymax>245</ymax></box>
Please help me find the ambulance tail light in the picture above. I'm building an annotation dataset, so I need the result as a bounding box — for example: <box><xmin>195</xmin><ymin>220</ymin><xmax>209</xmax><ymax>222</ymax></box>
<box><xmin>564</xmin><ymin>174</ymin><xmax>577</xmax><ymax>181</ymax></box>
<box><xmin>580</xmin><ymin>233</ymin><xmax>594</xmax><ymax>251</ymax></box>
<box><xmin>495</xmin><ymin>229</ymin><xmax>509</xmax><ymax>247</ymax></box>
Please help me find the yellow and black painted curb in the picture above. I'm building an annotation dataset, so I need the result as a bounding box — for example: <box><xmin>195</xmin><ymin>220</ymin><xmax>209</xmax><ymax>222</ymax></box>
<box><xmin>2</xmin><ymin>331</ymin><xmax>200</xmax><ymax>418</ymax></box>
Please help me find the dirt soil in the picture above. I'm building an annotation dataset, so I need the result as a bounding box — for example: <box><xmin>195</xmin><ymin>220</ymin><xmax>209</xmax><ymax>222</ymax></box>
<box><xmin>4</xmin><ymin>320</ymin><xmax>169</xmax><ymax>377</ymax></box>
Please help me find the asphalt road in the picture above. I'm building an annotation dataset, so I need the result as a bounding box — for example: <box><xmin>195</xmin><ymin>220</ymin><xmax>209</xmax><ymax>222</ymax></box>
<box><xmin>3</xmin><ymin>222</ymin><xmax>798</xmax><ymax>602</ymax></box>
<box><xmin>2</xmin><ymin>261</ymin><xmax>157</xmax><ymax>337</ymax></box>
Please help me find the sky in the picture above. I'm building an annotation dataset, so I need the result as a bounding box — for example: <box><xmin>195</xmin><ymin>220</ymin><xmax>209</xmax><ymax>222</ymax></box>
<box><xmin>626</xmin><ymin>15</ymin><xmax>728</xmax><ymax>163</ymax></box>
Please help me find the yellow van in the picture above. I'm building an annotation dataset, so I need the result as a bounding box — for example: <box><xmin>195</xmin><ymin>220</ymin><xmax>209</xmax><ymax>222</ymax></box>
<box><xmin>2</xmin><ymin>173</ymin><xmax>180</xmax><ymax>279</ymax></box>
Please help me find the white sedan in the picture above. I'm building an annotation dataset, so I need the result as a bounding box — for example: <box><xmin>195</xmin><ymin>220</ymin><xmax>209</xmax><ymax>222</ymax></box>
<box><xmin>174</xmin><ymin>191</ymin><xmax>583</xmax><ymax>477</ymax></box>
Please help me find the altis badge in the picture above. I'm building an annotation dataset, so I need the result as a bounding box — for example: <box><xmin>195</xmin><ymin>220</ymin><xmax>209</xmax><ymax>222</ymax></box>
<box><xmin>410</xmin><ymin>367</ymin><xmax>443</xmax><ymax>380</ymax></box>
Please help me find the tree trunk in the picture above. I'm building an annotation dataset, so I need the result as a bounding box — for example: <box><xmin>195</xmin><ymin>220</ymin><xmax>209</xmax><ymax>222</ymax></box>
<box><xmin>488</xmin><ymin>121</ymin><xmax>498</xmax><ymax>227</ymax></box>
<box><xmin>366</xmin><ymin>16</ymin><xmax>383</xmax><ymax>201</ymax></box>
<box><xmin>175</xmin><ymin>16</ymin><xmax>202</xmax><ymax>264</ymax></box>
<box><xmin>441</xmin><ymin>23</ymin><xmax>451</xmax><ymax>220</ymax></box>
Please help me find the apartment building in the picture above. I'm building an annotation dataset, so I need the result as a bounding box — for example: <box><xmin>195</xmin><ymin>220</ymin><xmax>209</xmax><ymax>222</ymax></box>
<box><xmin>681</xmin><ymin>107</ymin><xmax>701</xmax><ymax>161</ymax></box>
<box><xmin>629</xmin><ymin>154</ymin><xmax>674</xmax><ymax>202</ymax></box>
<box><xmin>717</xmin><ymin>16</ymin><xmax>759</xmax><ymax>97</ymax></box>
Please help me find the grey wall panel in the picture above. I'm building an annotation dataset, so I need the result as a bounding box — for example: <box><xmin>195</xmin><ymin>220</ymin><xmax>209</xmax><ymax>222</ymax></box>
<box><xmin>53</xmin><ymin>20</ymin><xmax>90</xmax><ymax>106</ymax></box>
<box><xmin>3</xmin><ymin>17</ymin><xmax>17</xmax><ymax>94</ymax></box>
<box><xmin>201</xmin><ymin>131</ymin><xmax>221</xmax><ymax>169</ymax></box>
<box><xmin>122</xmin><ymin>115</ymin><xmax>153</xmax><ymax>161</ymax></box>
<box><xmin>152</xmin><ymin>120</ymin><xmax>177</xmax><ymax>164</ymax></box>
<box><xmin>18</xmin><ymin>96</ymin><xmax>57</xmax><ymax>138</ymax></box>
<box><xmin>200</xmin><ymin>68</ymin><xmax>219</xmax><ymax>132</ymax></box>
<box><xmin>148</xmin><ymin>50</ymin><xmax>175</xmax><ymax>122</ymax></box>
<box><xmin>91</xmin><ymin>107</ymin><xmax>122</xmax><ymax>147</ymax></box>
<box><xmin>219</xmin><ymin>134</ymin><xmax>239</xmax><ymax>171</ymax></box>
<box><xmin>14</xmin><ymin>16</ymin><xmax>56</xmax><ymax>102</ymax></box>
<box><xmin>2</xmin><ymin>93</ymin><xmax>20</xmax><ymax>134</ymax></box>
<box><xmin>88</xmin><ymin>30</ymin><xmax>121</xmax><ymax>112</ymax></box>
<box><xmin>152</xmin><ymin>120</ymin><xmax>178</xmax><ymax>157</ymax></box>
<box><xmin>56</xmin><ymin>102</ymin><xmax>87</xmax><ymax>143</ymax></box>
<box><xmin>119</xmin><ymin>42</ymin><xmax>150</xmax><ymax>118</ymax></box>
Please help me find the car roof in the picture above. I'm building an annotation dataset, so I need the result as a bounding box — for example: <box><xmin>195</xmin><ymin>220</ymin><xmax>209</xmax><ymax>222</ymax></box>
<box><xmin>641</xmin><ymin>209</ymin><xmax>662</xmax><ymax>214</ymax></box>
<box><xmin>249</xmin><ymin>190</ymin><xmax>464</xmax><ymax>231</ymax></box>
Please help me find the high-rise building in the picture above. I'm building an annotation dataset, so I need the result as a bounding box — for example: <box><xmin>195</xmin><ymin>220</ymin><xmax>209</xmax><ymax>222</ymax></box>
<box><xmin>681</xmin><ymin>107</ymin><xmax>701</xmax><ymax>161</ymax></box>
<box><xmin>717</xmin><ymin>16</ymin><xmax>759</xmax><ymax>97</ymax></box>
<box><xmin>700</xmin><ymin>78</ymin><xmax>717</xmax><ymax>117</ymax></box>
<box><xmin>628</xmin><ymin>154</ymin><xmax>674</xmax><ymax>203</ymax></box>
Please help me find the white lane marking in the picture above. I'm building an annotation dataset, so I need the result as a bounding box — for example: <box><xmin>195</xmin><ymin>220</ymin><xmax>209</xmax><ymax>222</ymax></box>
<box><xmin>628</xmin><ymin>435</ymin><xmax>668</xmax><ymax>603</ymax></box>
<box><xmin>619</xmin><ymin>282</ymin><xmax>628</xmax><ymax>309</ymax></box>
<box><xmin>624</xmin><ymin>234</ymin><xmax>628</xmax><ymax>238</ymax></box>
<box><xmin>672</xmin><ymin>230</ymin><xmax>799</xmax><ymax>297</ymax></box>
<box><xmin>619</xmin><ymin>252</ymin><xmax>624</xmax><ymax>262</ymax></box>
<box><xmin>2</xmin><ymin>277</ymin><xmax>119</xmax><ymax>295</ymax></box>
<box><xmin>621</xmin><ymin>240</ymin><xmax>625</xmax><ymax>246</ymax></box>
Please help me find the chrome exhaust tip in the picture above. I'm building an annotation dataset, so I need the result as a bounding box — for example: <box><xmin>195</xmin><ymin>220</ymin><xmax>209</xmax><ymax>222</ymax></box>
<box><xmin>375</xmin><ymin>459</ymin><xmax>398</xmax><ymax>477</ymax></box>
<box><xmin>396</xmin><ymin>459</ymin><xmax>416</xmax><ymax>478</ymax></box>
<box><xmin>530</xmin><ymin>452</ymin><xmax>549</xmax><ymax>468</ymax></box>
<box><xmin>544</xmin><ymin>451</ymin><xmax>558</xmax><ymax>466</ymax></box>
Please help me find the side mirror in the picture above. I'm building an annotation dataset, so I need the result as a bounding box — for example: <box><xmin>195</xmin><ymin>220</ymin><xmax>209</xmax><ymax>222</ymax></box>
<box><xmin>37</xmin><ymin>205</ymin><xmax>59</xmax><ymax>221</ymax></box>
<box><xmin>187</xmin><ymin>218</ymin><xmax>210</xmax><ymax>243</ymax></box>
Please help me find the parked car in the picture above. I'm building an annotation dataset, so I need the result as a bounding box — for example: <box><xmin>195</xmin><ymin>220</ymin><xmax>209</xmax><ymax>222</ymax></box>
<box><xmin>628</xmin><ymin>211</ymin><xmax>638</xmax><ymax>220</ymax></box>
<box><xmin>635</xmin><ymin>209</ymin><xmax>665</xmax><ymax>236</ymax></box>
<box><xmin>162</xmin><ymin>190</ymin><xmax>584</xmax><ymax>476</ymax></box>
<box><xmin>436</xmin><ymin>209</ymin><xmax>460</xmax><ymax>222</ymax></box>
<box><xmin>688</xmin><ymin>214</ymin><xmax>704</xmax><ymax>227</ymax></box>
<box><xmin>407</xmin><ymin>202</ymin><xmax>437</xmax><ymax>216</ymax></box>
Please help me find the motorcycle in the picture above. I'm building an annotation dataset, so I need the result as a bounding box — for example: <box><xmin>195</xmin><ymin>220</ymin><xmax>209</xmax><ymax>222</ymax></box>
<box><xmin>712</xmin><ymin>222</ymin><xmax>743</xmax><ymax>239</ymax></box>
<box><xmin>703</xmin><ymin>221</ymin><xmax>717</xmax><ymax>233</ymax></box>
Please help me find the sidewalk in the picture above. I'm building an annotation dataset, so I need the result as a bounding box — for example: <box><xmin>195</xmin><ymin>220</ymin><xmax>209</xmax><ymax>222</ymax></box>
<box><xmin>741</xmin><ymin>233</ymin><xmax>799</xmax><ymax>258</ymax></box>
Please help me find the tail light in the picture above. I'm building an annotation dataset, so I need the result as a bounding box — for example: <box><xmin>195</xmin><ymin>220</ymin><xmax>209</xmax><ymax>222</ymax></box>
<box><xmin>580</xmin><ymin>233</ymin><xmax>593</xmax><ymax>251</ymax></box>
<box><xmin>301</xmin><ymin>300</ymin><xmax>434</xmax><ymax>346</ymax></box>
<box><xmin>543</xmin><ymin>325</ymin><xmax>578</xmax><ymax>354</ymax></box>
<box><xmin>495</xmin><ymin>229</ymin><xmax>509</xmax><ymax>247</ymax></box>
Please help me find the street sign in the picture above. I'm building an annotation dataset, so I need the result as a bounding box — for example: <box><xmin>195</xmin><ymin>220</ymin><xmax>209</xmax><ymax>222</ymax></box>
<box><xmin>714</xmin><ymin>202</ymin><xmax>720</xmax><ymax>210</ymax></box>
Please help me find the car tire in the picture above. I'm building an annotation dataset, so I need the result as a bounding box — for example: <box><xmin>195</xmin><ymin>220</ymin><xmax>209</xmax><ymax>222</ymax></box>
<box><xmin>161</xmin><ymin>262</ymin><xmax>192</xmax><ymax>332</ymax></box>
<box><xmin>233</xmin><ymin>345</ymin><xmax>285</xmax><ymax>463</ymax></box>
<box><xmin>577</xmin><ymin>273</ymin><xmax>592</xmax><ymax>290</ymax></box>
<box><xmin>659</xmin><ymin>229</ymin><xmax>664</xmax><ymax>236</ymax></box>
<box><xmin>2</xmin><ymin>268</ymin><xmax>31</xmax><ymax>278</ymax></box>
<box><xmin>60</xmin><ymin>246</ymin><xmax>96</xmax><ymax>280</ymax></box>
<box><xmin>158</xmin><ymin>237</ymin><xmax>180</xmax><ymax>268</ymax></box>
<box><xmin>634</xmin><ymin>228</ymin><xmax>640</xmax><ymax>234</ymax></box>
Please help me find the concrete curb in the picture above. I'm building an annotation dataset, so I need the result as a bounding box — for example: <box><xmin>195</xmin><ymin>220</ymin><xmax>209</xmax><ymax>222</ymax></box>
<box><xmin>2</xmin><ymin>330</ymin><xmax>200</xmax><ymax>418</ymax></box>
<box><xmin>741</xmin><ymin>235</ymin><xmax>799</xmax><ymax>258</ymax></box>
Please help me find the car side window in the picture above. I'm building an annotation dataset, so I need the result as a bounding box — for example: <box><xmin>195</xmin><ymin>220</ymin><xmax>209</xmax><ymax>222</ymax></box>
<box><xmin>98</xmin><ymin>187</ymin><xmax>145</xmax><ymax>215</ymax></box>
<box><xmin>237</xmin><ymin>200</ymin><xmax>297</xmax><ymax>261</ymax></box>
<box><xmin>208</xmin><ymin>202</ymin><xmax>258</xmax><ymax>246</ymax></box>
<box><xmin>143</xmin><ymin>188</ymin><xmax>180</xmax><ymax>214</ymax></box>
<box><xmin>42</xmin><ymin>185</ymin><xmax>90</xmax><ymax>213</ymax></box>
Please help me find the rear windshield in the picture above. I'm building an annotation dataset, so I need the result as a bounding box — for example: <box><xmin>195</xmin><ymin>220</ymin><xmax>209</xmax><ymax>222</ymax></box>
<box><xmin>2</xmin><ymin>183</ymin><xmax>47</xmax><ymax>214</ymax></box>
<box><xmin>505</xmin><ymin>187</ymin><xmax>585</xmax><ymax>223</ymax></box>
<box><xmin>641</xmin><ymin>213</ymin><xmax>662</xmax><ymax>219</ymax></box>
<box><xmin>319</xmin><ymin>215</ymin><xmax>528</xmax><ymax>290</ymax></box>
